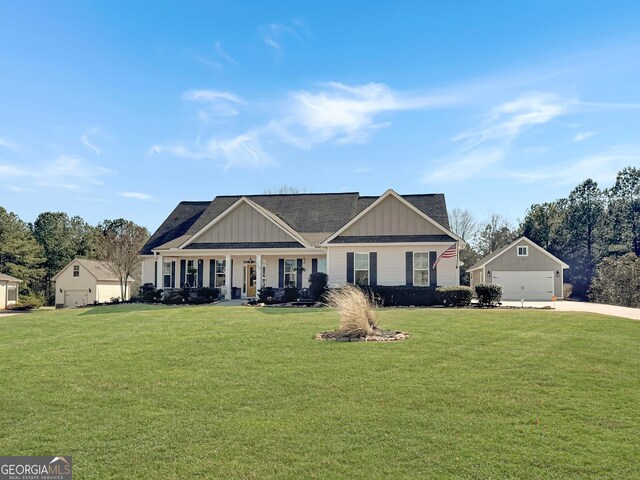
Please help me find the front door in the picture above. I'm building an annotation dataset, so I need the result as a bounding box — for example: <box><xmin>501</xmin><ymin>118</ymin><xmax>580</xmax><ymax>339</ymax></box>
<box><xmin>246</xmin><ymin>264</ymin><xmax>257</xmax><ymax>297</ymax></box>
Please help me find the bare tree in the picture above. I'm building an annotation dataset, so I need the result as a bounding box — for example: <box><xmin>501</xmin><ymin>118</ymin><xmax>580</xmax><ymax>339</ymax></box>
<box><xmin>476</xmin><ymin>212</ymin><xmax>516</xmax><ymax>257</ymax></box>
<box><xmin>449</xmin><ymin>208</ymin><xmax>478</xmax><ymax>241</ymax></box>
<box><xmin>95</xmin><ymin>219</ymin><xmax>149</xmax><ymax>300</ymax></box>
<box><xmin>263</xmin><ymin>185</ymin><xmax>311</xmax><ymax>194</ymax></box>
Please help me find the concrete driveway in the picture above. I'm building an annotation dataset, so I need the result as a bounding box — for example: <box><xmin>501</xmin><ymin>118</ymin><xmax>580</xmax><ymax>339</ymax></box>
<box><xmin>500</xmin><ymin>300</ymin><xmax>640</xmax><ymax>321</ymax></box>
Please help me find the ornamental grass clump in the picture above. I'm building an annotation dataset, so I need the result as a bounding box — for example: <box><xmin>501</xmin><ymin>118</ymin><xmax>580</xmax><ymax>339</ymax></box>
<box><xmin>325</xmin><ymin>284</ymin><xmax>378</xmax><ymax>337</ymax></box>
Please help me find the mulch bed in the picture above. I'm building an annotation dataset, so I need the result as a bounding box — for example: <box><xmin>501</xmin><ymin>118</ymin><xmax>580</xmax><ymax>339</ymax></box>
<box><xmin>315</xmin><ymin>329</ymin><xmax>409</xmax><ymax>342</ymax></box>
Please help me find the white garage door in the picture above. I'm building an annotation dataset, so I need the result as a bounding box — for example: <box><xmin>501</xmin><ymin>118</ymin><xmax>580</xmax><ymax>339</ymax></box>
<box><xmin>492</xmin><ymin>271</ymin><xmax>554</xmax><ymax>300</ymax></box>
<box><xmin>64</xmin><ymin>290</ymin><xmax>89</xmax><ymax>308</ymax></box>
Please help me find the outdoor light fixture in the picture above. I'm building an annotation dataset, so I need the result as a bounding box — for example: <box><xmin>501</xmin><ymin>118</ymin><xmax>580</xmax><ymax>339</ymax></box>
<box><xmin>556</xmin><ymin>270</ymin><xmax>560</xmax><ymax>277</ymax></box>
<box><xmin>88</xmin><ymin>288</ymin><xmax>92</xmax><ymax>293</ymax></box>
<box><xmin>59</xmin><ymin>288</ymin><xmax>62</xmax><ymax>293</ymax></box>
<box><xmin>487</xmin><ymin>270</ymin><xmax>491</xmax><ymax>276</ymax></box>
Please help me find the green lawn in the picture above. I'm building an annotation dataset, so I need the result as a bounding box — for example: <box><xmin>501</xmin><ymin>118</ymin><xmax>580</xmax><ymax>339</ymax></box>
<box><xmin>1</xmin><ymin>305</ymin><xmax>639</xmax><ymax>479</ymax></box>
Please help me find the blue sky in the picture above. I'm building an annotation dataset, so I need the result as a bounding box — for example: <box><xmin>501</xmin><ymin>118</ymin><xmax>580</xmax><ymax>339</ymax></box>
<box><xmin>1</xmin><ymin>1</ymin><xmax>640</xmax><ymax>232</ymax></box>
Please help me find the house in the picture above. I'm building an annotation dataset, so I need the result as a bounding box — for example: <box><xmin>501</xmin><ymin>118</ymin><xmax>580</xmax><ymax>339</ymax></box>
<box><xmin>140</xmin><ymin>189</ymin><xmax>465</xmax><ymax>299</ymax></box>
<box><xmin>468</xmin><ymin>236</ymin><xmax>569</xmax><ymax>301</ymax></box>
<box><xmin>0</xmin><ymin>273</ymin><xmax>21</xmax><ymax>309</ymax></box>
<box><xmin>52</xmin><ymin>258</ymin><xmax>134</xmax><ymax>308</ymax></box>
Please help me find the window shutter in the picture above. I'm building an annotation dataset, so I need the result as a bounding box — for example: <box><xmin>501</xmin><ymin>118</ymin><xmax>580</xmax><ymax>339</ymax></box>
<box><xmin>209</xmin><ymin>259</ymin><xmax>215</xmax><ymax>288</ymax></box>
<box><xmin>346</xmin><ymin>252</ymin><xmax>354</xmax><ymax>284</ymax></box>
<box><xmin>369</xmin><ymin>252</ymin><xmax>377</xmax><ymax>286</ymax></box>
<box><xmin>180</xmin><ymin>260</ymin><xmax>186</xmax><ymax>288</ymax></box>
<box><xmin>278</xmin><ymin>259</ymin><xmax>284</xmax><ymax>288</ymax></box>
<box><xmin>171</xmin><ymin>261</ymin><xmax>176</xmax><ymax>288</ymax></box>
<box><xmin>296</xmin><ymin>259</ymin><xmax>303</xmax><ymax>288</ymax></box>
<box><xmin>406</xmin><ymin>252</ymin><xmax>413</xmax><ymax>286</ymax></box>
<box><xmin>429</xmin><ymin>251</ymin><xmax>437</xmax><ymax>287</ymax></box>
<box><xmin>311</xmin><ymin>258</ymin><xmax>318</xmax><ymax>274</ymax></box>
<box><xmin>154</xmin><ymin>261</ymin><xmax>158</xmax><ymax>288</ymax></box>
<box><xmin>197</xmin><ymin>259</ymin><xmax>204</xmax><ymax>288</ymax></box>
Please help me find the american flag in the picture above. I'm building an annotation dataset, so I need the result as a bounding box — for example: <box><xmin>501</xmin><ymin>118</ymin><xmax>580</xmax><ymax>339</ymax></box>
<box><xmin>433</xmin><ymin>243</ymin><xmax>457</xmax><ymax>269</ymax></box>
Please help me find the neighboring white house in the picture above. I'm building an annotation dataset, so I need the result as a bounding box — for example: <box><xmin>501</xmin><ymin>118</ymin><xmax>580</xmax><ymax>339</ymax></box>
<box><xmin>140</xmin><ymin>189</ymin><xmax>465</xmax><ymax>299</ymax></box>
<box><xmin>0</xmin><ymin>273</ymin><xmax>21</xmax><ymax>309</ymax></box>
<box><xmin>52</xmin><ymin>258</ymin><xmax>134</xmax><ymax>308</ymax></box>
<box><xmin>468</xmin><ymin>236</ymin><xmax>570</xmax><ymax>300</ymax></box>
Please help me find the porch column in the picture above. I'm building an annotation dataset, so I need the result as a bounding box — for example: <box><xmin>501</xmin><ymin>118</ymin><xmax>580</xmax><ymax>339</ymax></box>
<box><xmin>225</xmin><ymin>254</ymin><xmax>232</xmax><ymax>300</ymax></box>
<box><xmin>256</xmin><ymin>254</ymin><xmax>263</xmax><ymax>293</ymax></box>
<box><xmin>156</xmin><ymin>255</ymin><xmax>163</xmax><ymax>288</ymax></box>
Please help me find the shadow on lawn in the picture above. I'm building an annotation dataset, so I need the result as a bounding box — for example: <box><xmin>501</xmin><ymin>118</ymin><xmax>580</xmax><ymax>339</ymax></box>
<box><xmin>79</xmin><ymin>303</ymin><xmax>168</xmax><ymax>316</ymax></box>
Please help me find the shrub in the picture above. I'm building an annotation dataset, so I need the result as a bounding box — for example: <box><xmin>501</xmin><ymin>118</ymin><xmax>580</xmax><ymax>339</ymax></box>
<box><xmin>142</xmin><ymin>289</ymin><xmax>162</xmax><ymax>303</ymax></box>
<box><xmin>589</xmin><ymin>253</ymin><xmax>640</xmax><ymax>308</ymax></box>
<box><xmin>325</xmin><ymin>284</ymin><xmax>377</xmax><ymax>337</ymax></box>
<box><xmin>362</xmin><ymin>285</ymin><xmax>439</xmax><ymax>307</ymax></box>
<box><xmin>110</xmin><ymin>297</ymin><xmax>121</xmax><ymax>304</ymax></box>
<box><xmin>309</xmin><ymin>272</ymin><xmax>329</xmax><ymax>300</ymax></box>
<box><xmin>475</xmin><ymin>283</ymin><xmax>503</xmax><ymax>307</ymax></box>
<box><xmin>258</xmin><ymin>287</ymin><xmax>277</xmax><ymax>304</ymax></box>
<box><xmin>196</xmin><ymin>287</ymin><xmax>220</xmax><ymax>302</ymax></box>
<box><xmin>283</xmin><ymin>287</ymin><xmax>300</xmax><ymax>303</ymax></box>
<box><xmin>8</xmin><ymin>294</ymin><xmax>43</xmax><ymax>311</ymax></box>
<box><xmin>436</xmin><ymin>286</ymin><xmax>473</xmax><ymax>307</ymax></box>
<box><xmin>163</xmin><ymin>294</ymin><xmax>184</xmax><ymax>305</ymax></box>
<box><xmin>563</xmin><ymin>283</ymin><xmax>573</xmax><ymax>299</ymax></box>
<box><xmin>188</xmin><ymin>296</ymin><xmax>210</xmax><ymax>305</ymax></box>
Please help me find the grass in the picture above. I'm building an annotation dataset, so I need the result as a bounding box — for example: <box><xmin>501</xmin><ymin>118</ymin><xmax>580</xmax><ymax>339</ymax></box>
<box><xmin>1</xmin><ymin>304</ymin><xmax>639</xmax><ymax>479</ymax></box>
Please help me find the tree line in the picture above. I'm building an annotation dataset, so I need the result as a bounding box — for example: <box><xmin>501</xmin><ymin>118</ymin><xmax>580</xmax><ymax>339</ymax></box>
<box><xmin>450</xmin><ymin>166</ymin><xmax>639</xmax><ymax>299</ymax></box>
<box><xmin>0</xmin><ymin>209</ymin><xmax>149</xmax><ymax>305</ymax></box>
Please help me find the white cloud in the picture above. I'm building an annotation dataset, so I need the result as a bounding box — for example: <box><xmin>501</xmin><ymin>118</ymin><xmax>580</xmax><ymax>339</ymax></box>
<box><xmin>0</xmin><ymin>163</ymin><xmax>28</xmax><ymax>177</ymax></box>
<box><xmin>35</xmin><ymin>155</ymin><xmax>110</xmax><ymax>190</ymax></box>
<box><xmin>214</xmin><ymin>41</ymin><xmax>238</xmax><ymax>65</ymax></box>
<box><xmin>453</xmin><ymin>92</ymin><xmax>567</xmax><ymax>147</ymax></box>
<box><xmin>572</xmin><ymin>131</ymin><xmax>597</xmax><ymax>142</ymax></box>
<box><xmin>423</xmin><ymin>148</ymin><xmax>505</xmax><ymax>183</ymax></box>
<box><xmin>182</xmin><ymin>89</ymin><xmax>245</xmax><ymax>118</ymax></box>
<box><xmin>5</xmin><ymin>185</ymin><xmax>25</xmax><ymax>192</ymax></box>
<box><xmin>80</xmin><ymin>128</ymin><xmax>101</xmax><ymax>154</ymax></box>
<box><xmin>270</xmin><ymin>82</ymin><xmax>456</xmax><ymax>148</ymax></box>
<box><xmin>260</xmin><ymin>22</ymin><xmax>303</xmax><ymax>53</ymax></box>
<box><xmin>0</xmin><ymin>138</ymin><xmax>20</xmax><ymax>152</ymax></box>
<box><xmin>120</xmin><ymin>191</ymin><xmax>154</xmax><ymax>201</ymax></box>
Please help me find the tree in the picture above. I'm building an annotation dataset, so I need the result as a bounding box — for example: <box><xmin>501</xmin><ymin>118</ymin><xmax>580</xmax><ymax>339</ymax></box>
<box><xmin>520</xmin><ymin>201</ymin><xmax>566</xmax><ymax>252</ymax></box>
<box><xmin>449</xmin><ymin>208</ymin><xmax>478</xmax><ymax>242</ymax></box>
<box><xmin>589</xmin><ymin>253</ymin><xmax>640</xmax><ymax>307</ymax></box>
<box><xmin>607</xmin><ymin>167</ymin><xmax>640</xmax><ymax>255</ymax></box>
<box><xmin>475</xmin><ymin>212</ymin><xmax>516</xmax><ymax>257</ymax></box>
<box><xmin>565</xmin><ymin>179</ymin><xmax>604</xmax><ymax>296</ymax></box>
<box><xmin>263</xmin><ymin>185</ymin><xmax>310</xmax><ymax>194</ymax></box>
<box><xmin>94</xmin><ymin>219</ymin><xmax>149</xmax><ymax>300</ymax></box>
<box><xmin>0</xmin><ymin>207</ymin><xmax>45</xmax><ymax>293</ymax></box>
<box><xmin>31</xmin><ymin>212</ymin><xmax>96</xmax><ymax>304</ymax></box>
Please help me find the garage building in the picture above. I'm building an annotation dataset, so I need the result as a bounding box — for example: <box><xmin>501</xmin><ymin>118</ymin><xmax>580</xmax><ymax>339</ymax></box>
<box><xmin>468</xmin><ymin>236</ymin><xmax>569</xmax><ymax>301</ymax></box>
<box><xmin>53</xmin><ymin>258</ymin><xmax>133</xmax><ymax>308</ymax></box>
<box><xmin>0</xmin><ymin>273</ymin><xmax>21</xmax><ymax>309</ymax></box>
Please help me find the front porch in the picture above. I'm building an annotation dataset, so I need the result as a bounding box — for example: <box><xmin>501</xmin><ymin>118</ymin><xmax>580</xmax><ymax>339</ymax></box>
<box><xmin>149</xmin><ymin>252</ymin><xmax>327</xmax><ymax>300</ymax></box>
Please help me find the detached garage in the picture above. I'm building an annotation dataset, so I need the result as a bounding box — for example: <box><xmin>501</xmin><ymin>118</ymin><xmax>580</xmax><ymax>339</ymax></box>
<box><xmin>0</xmin><ymin>273</ymin><xmax>21</xmax><ymax>309</ymax></box>
<box><xmin>468</xmin><ymin>237</ymin><xmax>569</xmax><ymax>300</ymax></box>
<box><xmin>53</xmin><ymin>258</ymin><xmax>134</xmax><ymax>308</ymax></box>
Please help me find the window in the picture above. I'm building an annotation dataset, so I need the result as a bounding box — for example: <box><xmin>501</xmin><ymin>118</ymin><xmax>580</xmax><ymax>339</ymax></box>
<box><xmin>73</xmin><ymin>265</ymin><xmax>80</xmax><ymax>277</ymax></box>
<box><xmin>284</xmin><ymin>259</ymin><xmax>297</xmax><ymax>287</ymax></box>
<box><xmin>317</xmin><ymin>258</ymin><xmax>327</xmax><ymax>274</ymax></box>
<box><xmin>517</xmin><ymin>246</ymin><xmax>529</xmax><ymax>257</ymax></box>
<box><xmin>163</xmin><ymin>262</ymin><xmax>172</xmax><ymax>288</ymax></box>
<box><xmin>354</xmin><ymin>253</ymin><xmax>369</xmax><ymax>286</ymax></box>
<box><xmin>215</xmin><ymin>259</ymin><xmax>226</xmax><ymax>288</ymax></box>
<box><xmin>7</xmin><ymin>286</ymin><xmax>17</xmax><ymax>302</ymax></box>
<box><xmin>185</xmin><ymin>259</ymin><xmax>196</xmax><ymax>286</ymax></box>
<box><xmin>413</xmin><ymin>252</ymin><xmax>430</xmax><ymax>286</ymax></box>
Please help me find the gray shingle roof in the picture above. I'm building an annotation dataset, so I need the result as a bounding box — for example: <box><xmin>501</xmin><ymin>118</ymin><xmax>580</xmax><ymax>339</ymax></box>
<box><xmin>142</xmin><ymin>192</ymin><xmax>452</xmax><ymax>253</ymax></box>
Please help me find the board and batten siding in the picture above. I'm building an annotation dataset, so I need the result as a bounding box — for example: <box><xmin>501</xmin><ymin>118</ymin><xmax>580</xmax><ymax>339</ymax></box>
<box><xmin>340</xmin><ymin>195</ymin><xmax>445</xmax><ymax>237</ymax></box>
<box><xmin>326</xmin><ymin>244</ymin><xmax>457</xmax><ymax>287</ymax></box>
<box><xmin>54</xmin><ymin>263</ymin><xmax>98</xmax><ymax>305</ymax></box>
<box><xmin>141</xmin><ymin>257</ymin><xmax>156</xmax><ymax>285</ymax></box>
<box><xmin>484</xmin><ymin>241</ymin><xmax>564</xmax><ymax>297</ymax></box>
<box><xmin>191</xmin><ymin>202</ymin><xmax>297</xmax><ymax>244</ymax></box>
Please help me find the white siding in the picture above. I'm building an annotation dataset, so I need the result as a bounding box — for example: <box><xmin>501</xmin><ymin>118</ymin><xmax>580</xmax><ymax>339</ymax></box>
<box><xmin>54</xmin><ymin>261</ymin><xmax>98</xmax><ymax>306</ymax></box>
<box><xmin>141</xmin><ymin>257</ymin><xmax>156</xmax><ymax>286</ymax></box>
<box><xmin>326</xmin><ymin>244</ymin><xmax>458</xmax><ymax>287</ymax></box>
<box><xmin>96</xmin><ymin>281</ymin><xmax>128</xmax><ymax>302</ymax></box>
<box><xmin>0</xmin><ymin>283</ymin><xmax>5</xmax><ymax>309</ymax></box>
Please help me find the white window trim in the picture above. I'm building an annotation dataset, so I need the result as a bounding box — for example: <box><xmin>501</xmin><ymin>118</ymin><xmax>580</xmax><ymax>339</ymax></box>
<box><xmin>284</xmin><ymin>258</ymin><xmax>297</xmax><ymax>288</ymax></box>
<box><xmin>354</xmin><ymin>252</ymin><xmax>370</xmax><ymax>286</ymax></box>
<box><xmin>163</xmin><ymin>261</ymin><xmax>172</xmax><ymax>288</ymax></box>
<box><xmin>317</xmin><ymin>258</ymin><xmax>327</xmax><ymax>274</ymax></box>
<box><xmin>413</xmin><ymin>252</ymin><xmax>430</xmax><ymax>286</ymax></box>
<box><xmin>73</xmin><ymin>265</ymin><xmax>80</xmax><ymax>277</ymax></box>
<box><xmin>215</xmin><ymin>259</ymin><xmax>226</xmax><ymax>288</ymax></box>
<box><xmin>517</xmin><ymin>246</ymin><xmax>529</xmax><ymax>257</ymax></box>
